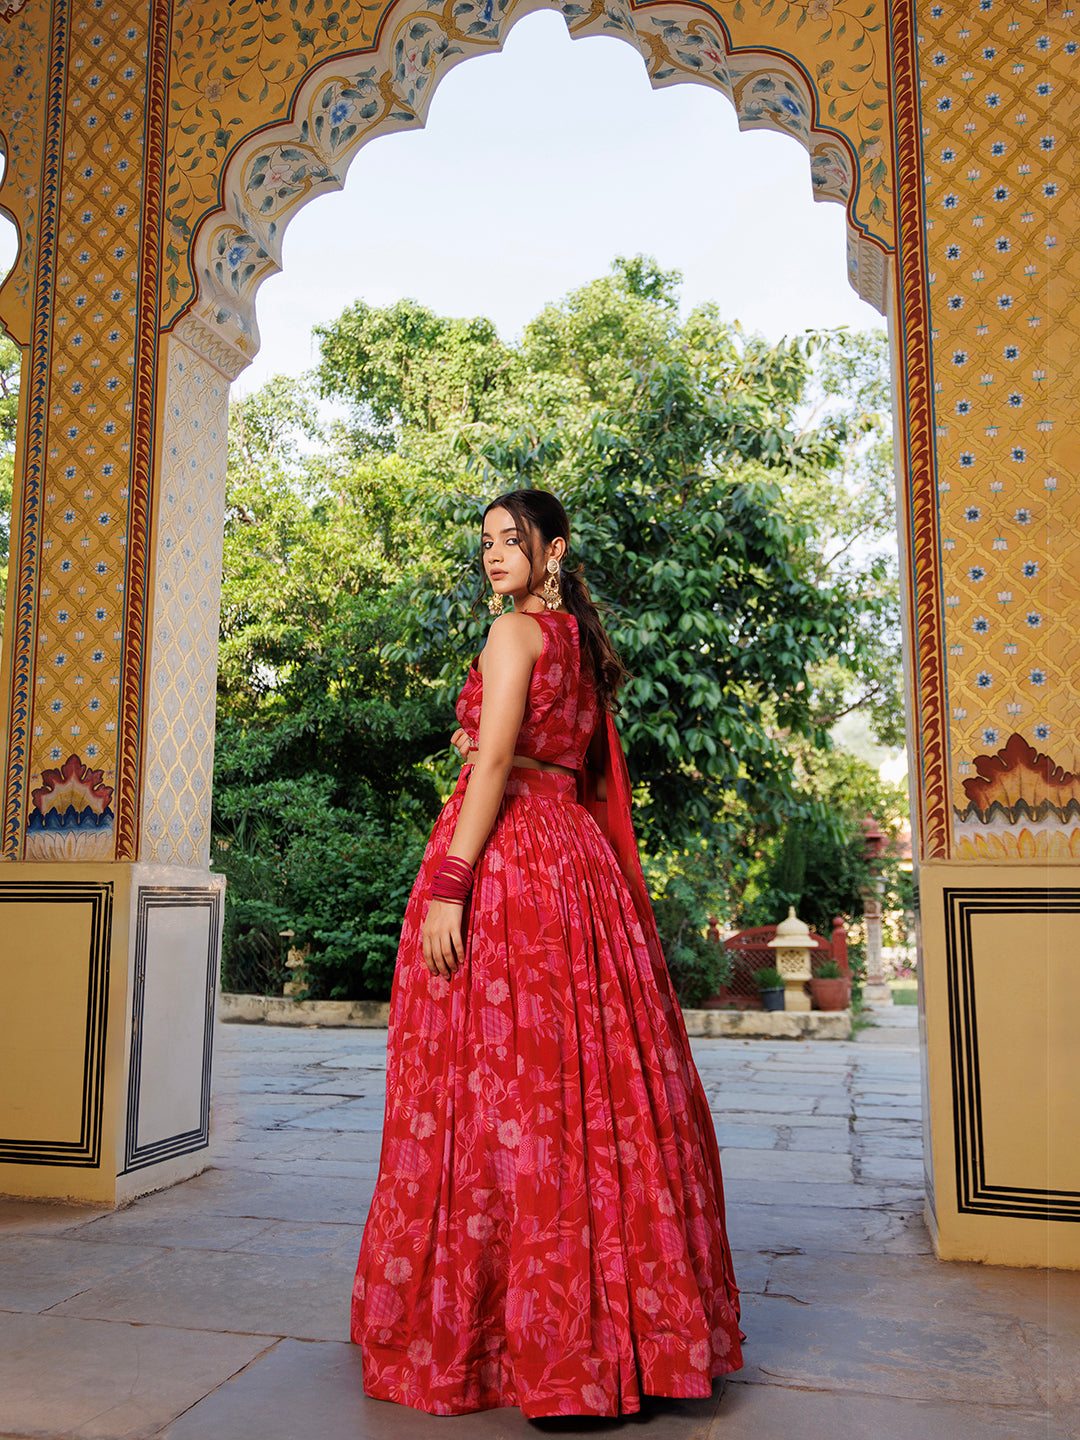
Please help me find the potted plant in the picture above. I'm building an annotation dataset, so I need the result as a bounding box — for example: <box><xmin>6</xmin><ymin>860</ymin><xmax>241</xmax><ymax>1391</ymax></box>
<box><xmin>810</xmin><ymin>959</ymin><xmax>851</xmax><ymax>1012</ymax></box>
<box><xmin>752</xmin><ymin>966</ymin><xmax>786</xmax><ymax>1012</ymax></box>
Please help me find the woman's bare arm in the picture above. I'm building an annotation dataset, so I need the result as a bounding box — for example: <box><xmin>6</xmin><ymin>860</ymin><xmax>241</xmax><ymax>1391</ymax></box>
<box><xmin>447</xmin><ymin>612</ymin><xmax>541</xmax><ymax>862</ymax></box>
<box><xmin>422</xmin><ymin>612</ymin><xmax>542</xmax><ymax>979</ymax></box>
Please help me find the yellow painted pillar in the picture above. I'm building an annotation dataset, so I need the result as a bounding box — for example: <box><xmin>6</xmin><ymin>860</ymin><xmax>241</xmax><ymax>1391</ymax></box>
<box><xmin>0</xmin><ymin>2</ymin><xmax>226</xmax><ymax>1204</ymax></box>
<box><xmin>896</xmin><ymin>2</ymin><xmax>1080</xmax><ymax>1267</ymax></box>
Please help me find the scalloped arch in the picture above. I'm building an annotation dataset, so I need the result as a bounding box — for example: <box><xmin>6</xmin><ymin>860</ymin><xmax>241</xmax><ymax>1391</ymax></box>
<box><xmin>169</xmin><ymin>0</ymin><xmax>891</xmax><ymax>379</ymax></box>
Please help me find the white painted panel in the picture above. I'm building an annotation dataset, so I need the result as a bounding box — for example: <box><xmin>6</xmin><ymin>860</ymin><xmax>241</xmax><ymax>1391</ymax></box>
<box><xmin>135</xmin><ymin>903</ymin><xmax>212</xmax><ymax>1150</ymax></box>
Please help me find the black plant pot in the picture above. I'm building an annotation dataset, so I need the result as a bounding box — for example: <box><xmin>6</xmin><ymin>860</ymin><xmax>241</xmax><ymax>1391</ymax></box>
<box><xmin>760</xmin><ymin>988</ymin><xmax>785</xmax><ymax>1012</ymax></box>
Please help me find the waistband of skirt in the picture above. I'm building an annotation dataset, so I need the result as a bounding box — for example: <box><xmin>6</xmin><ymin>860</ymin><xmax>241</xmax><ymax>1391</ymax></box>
<box><xmin>457</xmin><ymin>765</ymin><xmax>577</xmax><ymax>803</ymax></box>
<box><xmin>504</xmin><ymin>767</ymin><xmax>577</xmax><ymax>802</ymax></box>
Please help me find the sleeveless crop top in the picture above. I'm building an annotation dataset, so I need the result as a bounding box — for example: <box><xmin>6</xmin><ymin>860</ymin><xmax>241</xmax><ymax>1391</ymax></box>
<box><xmin>455</xmin><ymin>610</ymin><xmax>600</xmax><ymax>771</ymax></box>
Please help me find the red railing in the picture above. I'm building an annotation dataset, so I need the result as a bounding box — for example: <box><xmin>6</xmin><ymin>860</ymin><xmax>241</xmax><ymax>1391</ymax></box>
<box><xmin>704</xmin><ymin>916</ymin><xmax>849</xmax><ymax>1009</ymax></box>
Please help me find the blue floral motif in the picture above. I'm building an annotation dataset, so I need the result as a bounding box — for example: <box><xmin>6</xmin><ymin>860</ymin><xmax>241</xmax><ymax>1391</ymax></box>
<box><xmin>976</xmin><ymin>671</ymin><xmax>993</xmax><ymax>688</ymax></box>
<box><xmin>1030</xmin><ymin>670</ymin><xmax>1046</xmax><ymax>686</ymax></box>
<box><xmin>1025</xmin><ymin>612</ymin><xmax>1041</xmax><ymax>627</ymax></box>
<box><xmin>972</xmin><ymin>616</ymin><xmax>990</xmax><ymax>633</ymax></box>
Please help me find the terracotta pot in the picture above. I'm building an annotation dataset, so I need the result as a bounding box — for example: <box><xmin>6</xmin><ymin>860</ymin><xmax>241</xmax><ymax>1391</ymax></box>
<box><xmin>810</xmin><ymin>976</ymin><xmax>851</xmax><ymax>1011</ymax></box>
<box><xmin>760</xmin><ymin>987</ymin><xmax>785</xmax><ymax>1012</ymax></box>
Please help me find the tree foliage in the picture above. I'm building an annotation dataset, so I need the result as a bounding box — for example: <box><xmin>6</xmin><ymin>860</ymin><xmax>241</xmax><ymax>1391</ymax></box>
<box><xmin>217</xmin><ymin>257</ymin><xmax>905</xmax><ymax>1001</ymax></box>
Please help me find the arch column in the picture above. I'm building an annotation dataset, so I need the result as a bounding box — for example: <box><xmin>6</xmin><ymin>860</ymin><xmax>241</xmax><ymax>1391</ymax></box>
<box><xmin>0</xmin><ymin>1</ymin><xmax>228</xmax><ymax>1203</ymax></box>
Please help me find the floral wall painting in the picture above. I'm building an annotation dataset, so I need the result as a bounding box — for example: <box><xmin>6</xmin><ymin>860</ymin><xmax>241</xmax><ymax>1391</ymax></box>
<box><xmin>26</xmin><ymin>754</ymin><xmax>115</xmax><ymax>862</ymax></box>
<box><xmin>955</xmin><ymin>735</ymin><xmax>1080</xmax><ymax>861</ymax></box>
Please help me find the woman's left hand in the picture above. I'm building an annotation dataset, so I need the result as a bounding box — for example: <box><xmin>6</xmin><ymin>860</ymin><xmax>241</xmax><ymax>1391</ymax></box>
<box><xmin>422</xmin><ymin>899</ymin><xmax>465</xmax><ymax>980</ymax></box>
<box><xmin>451</xmin><ymin>728</ymin><xmax>473</xmax><ymax>763</ymax></box>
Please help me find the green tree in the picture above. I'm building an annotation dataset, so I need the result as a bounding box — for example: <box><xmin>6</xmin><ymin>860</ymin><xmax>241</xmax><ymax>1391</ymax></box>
<box><xmin>213</xmin><ymin>376</ymin><xmax>458</xmax><ymax>999</ymax></box>
<box><xmin>223</xmin><ymin>259</ymin><xmax>904</xmax><ymax>1001</ymax></box>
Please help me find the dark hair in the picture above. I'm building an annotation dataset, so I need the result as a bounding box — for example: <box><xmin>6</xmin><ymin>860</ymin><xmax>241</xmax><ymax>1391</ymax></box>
<box><xmin>481</xmin><ymin>488</ymin><xmax>625</xmax><ymax>712</ymax></box>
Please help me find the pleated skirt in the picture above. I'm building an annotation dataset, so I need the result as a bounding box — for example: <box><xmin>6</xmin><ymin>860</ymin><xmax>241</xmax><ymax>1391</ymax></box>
<box><xmin>351</xmin><ymin>767</ymin><xmax>743</xmax><ymax>1417</ymax></box>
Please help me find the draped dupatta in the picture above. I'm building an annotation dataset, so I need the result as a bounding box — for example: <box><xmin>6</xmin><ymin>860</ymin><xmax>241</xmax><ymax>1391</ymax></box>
<box><xmin>579</xmin><ymin>709</ymin><xmax>744</xmax><ymax>1333</ymax></box>
<box><xmin>580</xmin><ymin>711</ymin><xmax>656</xmax><ymax>945</ymax></box>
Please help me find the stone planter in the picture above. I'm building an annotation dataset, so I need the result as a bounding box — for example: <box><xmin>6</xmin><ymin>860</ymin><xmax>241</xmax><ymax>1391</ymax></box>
<box><xmin>810</xmin><ymin>976</ymin><xmax>851</xmax><ymax>1012</ymax></box>
<box><xmin>760</xmin><ymin>987</ymin><xmax>785</xmax><ymax>1012</ymax></box>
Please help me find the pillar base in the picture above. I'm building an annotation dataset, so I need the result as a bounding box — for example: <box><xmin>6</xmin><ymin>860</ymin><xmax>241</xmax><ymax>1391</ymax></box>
<box><xmin>918</xmin><ymin>862</ymin><xmax>1080</xmax><ymax>1269</ymax></box>
<box><xmin>0</xmin><ymin>863</ymin><xmax>224</xmax><ymax>1206</ymax></box>
<box><xmin>861</xmin><ymin>983</ymin><xmax>893</xmax><ymax>1005</ymax></box>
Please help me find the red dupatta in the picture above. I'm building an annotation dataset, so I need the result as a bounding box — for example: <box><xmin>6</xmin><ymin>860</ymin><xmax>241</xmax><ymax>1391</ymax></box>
<box><xmin>580</xmin><ymin>710</ymin><xmax>744</xmax><ymax>1331</ymax></box>
<box><xmin>580</xmin><ymin>711</ymin><xmax>657</xmax><ymax>944</ymax></box>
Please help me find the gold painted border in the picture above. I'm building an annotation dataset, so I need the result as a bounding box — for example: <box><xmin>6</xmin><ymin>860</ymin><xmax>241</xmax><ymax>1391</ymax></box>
<box><xmin>113</xmin><ymin>1</ymin><xmax>172</xmax><ymax>861</ymax></box>
<box><xmin>889</xmin><ymin>0</ymin><xmax>949</xmax><ymax>860</ymax></box>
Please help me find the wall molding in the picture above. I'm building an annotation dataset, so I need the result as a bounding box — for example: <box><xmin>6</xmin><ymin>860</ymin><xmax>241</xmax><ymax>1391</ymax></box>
<box><xmin>0</xmin><ymin>881</ymin><xmax>112</xmax><ymax>1167</ymax></box>
<box><xmin>123</xmin><ymin>885</ymin><xmax>220</xmax><ymax>1174</ymax></box>
<box><xmin>944</xmin><ymin>886</ymin><xmax>1080</xmax><ymax>1223</ymax></box>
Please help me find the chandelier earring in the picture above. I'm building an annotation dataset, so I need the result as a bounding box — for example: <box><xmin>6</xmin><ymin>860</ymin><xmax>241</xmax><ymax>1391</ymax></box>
<box><xmin>487</xmin><ymin>590</ymin><xmax>505</xmax><ymax>617</ymax></box>
<box><xmin>541</xmin><ymin>557</ymin><xmax>562</xmax><ymax>611</ymax></box>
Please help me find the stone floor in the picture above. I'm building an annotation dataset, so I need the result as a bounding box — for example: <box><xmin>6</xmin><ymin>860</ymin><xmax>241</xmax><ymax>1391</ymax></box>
<box><xmin>1</xmin><ymin>1007</ymin><xmax>1077</xmax><ymax>1440</ymax></box>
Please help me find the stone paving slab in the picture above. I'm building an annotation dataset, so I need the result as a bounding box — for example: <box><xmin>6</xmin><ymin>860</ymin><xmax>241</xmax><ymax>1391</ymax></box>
<box><xmin>714</xmin><ymin>1149</ymin><xmax>854</xmax><ymax>1183</ymax></box>
<box><xmin>719</xmin><ymin>1382</ymin><xmax>1073</xmax><ymax>1440</ymax></box>
<box><xmin>1</xmin><ymin>1004</ymin><xmax>1074</xmax><ymax>1440</ymax></box>
<box><xmin>767</xmin><ymin>1251</ymin><xmax>1080</xmax><ymax>1328</ymax></box>
<box><xmin>723</xmin><ymin>1202</ymin><xmax>932</xmax><ymax>1258</ymax></box>
<box><xmin>49</xmin><ymin>1246</ymin><xmax>353</xmax><ymax>1342</ymax></box>
<box><xmin>0</xmin><ymin>1313</ymin><xmax>271</xmax><ymax>1440</ymax></box>
<box><xmin>736</xmin><ymin>1293</ymin><xmax>1042</xmax><ymax>1406</ymax></box>
<box><xmin>0</xmin><ymin>1234</ymin><xmax>165</xmax><ymax>1311</ymax></box>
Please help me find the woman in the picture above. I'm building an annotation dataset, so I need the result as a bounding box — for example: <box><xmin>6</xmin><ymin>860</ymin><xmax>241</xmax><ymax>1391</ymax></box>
<box><xmin>352</xmin><ymin>489</ymin><xmax>742</xmax><ymax>1418</ymax></box>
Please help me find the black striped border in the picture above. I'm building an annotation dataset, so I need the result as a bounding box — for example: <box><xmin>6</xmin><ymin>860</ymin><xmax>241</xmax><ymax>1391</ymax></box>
<box><xmin>0</xmin><ymin>882</ymin><xmax>112</xmax><ymax>1167</ymax></box>
<box><xmin>123</xmin><ymin>886</ymin><xmax>220</xmax><ymax>1174</ymax></box>
<box><xmin>944</xmin><ymin>887</ymin><xmax>1080</xmax><ymax>1221</ymax></box>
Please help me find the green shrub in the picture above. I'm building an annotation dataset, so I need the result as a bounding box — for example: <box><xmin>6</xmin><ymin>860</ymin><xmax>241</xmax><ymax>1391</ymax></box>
<box><xmin>645</xmin><ymin>846</ymin><xmax>731</xmax><ymax>1007</ymax></box>
<box><xmin>212</xmin><ymin>776</ymin><xmax>428</xmax><ymax>1001</ymax></box>
<box><xmin>752</xmin><ymin>966</ymin><xmax>785</xmax><ymax>991</ymax></box>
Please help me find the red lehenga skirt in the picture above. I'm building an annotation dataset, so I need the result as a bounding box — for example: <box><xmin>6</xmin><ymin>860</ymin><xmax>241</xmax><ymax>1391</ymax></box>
<box><xmin>352</xmin><ymin>767</ymin><xmax>742</xmax><ymax>1418</ymax></box>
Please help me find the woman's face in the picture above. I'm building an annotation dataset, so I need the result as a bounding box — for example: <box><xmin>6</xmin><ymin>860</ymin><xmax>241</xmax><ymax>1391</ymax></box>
<box><xmin>481</xmin><ymin>506</ymin><xmax>536</xmax><ymax>602</ymax></box>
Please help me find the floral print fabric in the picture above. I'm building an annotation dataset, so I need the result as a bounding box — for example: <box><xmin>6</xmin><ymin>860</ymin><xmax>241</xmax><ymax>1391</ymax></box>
<box><xmin>455</xmin><ymin>610</ymin><xmax>600</xmax><ymax>770</ymax></box>
<box><xmin>352</xmin><ymin>633</ymin><xmax>743</xmax><ymax>1418</ymax></box>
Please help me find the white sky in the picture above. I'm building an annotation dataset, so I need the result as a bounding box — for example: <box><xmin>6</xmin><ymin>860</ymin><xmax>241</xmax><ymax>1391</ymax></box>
<box><xmin>226</xmin><ymin>10</ymin><xmax>883</xmax><ymax>394</ymax></box>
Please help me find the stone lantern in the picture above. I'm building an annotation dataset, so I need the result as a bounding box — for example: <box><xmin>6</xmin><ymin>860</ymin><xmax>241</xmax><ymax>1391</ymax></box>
<box><xmin>768</xmin><ymin>907</ymin><xmax>818</xmax><ymax>1012</ymax></box>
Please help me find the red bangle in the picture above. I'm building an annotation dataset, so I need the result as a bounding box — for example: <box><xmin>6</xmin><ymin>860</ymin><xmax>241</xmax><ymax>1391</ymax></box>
<box><xmin>431</xmin><ymin>857</ymin><xmax>474</xmax><ymax>905</ymax></box>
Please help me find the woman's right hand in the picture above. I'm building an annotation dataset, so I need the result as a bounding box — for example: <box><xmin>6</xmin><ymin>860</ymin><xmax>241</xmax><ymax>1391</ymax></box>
<box><xmin>451</xmin><ymin>728</ymin><xmax>473</xmax><ymax>763</ymax></box>
<box><xmin>422</xmin><ymin>899</ymin><xmax>465</xmax><ymax>980</ymax></box>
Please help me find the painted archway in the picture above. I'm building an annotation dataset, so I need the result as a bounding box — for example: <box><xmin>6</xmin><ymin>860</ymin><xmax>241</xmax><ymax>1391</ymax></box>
<box><xmin>0</xmin><ymin>0</ymin><xmax>1076</xmax><ymax>1269</ymax></box>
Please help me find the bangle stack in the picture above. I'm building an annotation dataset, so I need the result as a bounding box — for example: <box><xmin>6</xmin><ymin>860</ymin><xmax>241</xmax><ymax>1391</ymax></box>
<box><xmin>430</xmin><ymin>856</ymin><xmax>475</xmax><ymax>905</ymax></box>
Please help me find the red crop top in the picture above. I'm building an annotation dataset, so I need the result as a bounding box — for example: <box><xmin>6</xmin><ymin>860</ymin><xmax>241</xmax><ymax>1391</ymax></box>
<box><xmin>455</xmin><ymin>611</ymin><xmax>600</xmax><ymax>771</ymax></box>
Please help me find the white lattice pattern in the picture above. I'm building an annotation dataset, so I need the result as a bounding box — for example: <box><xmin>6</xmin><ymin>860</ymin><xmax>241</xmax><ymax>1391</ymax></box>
<box><xmin>139</xmin><ymin>337</ymin><xmax>227</xmax><ymax>866</ymax></box>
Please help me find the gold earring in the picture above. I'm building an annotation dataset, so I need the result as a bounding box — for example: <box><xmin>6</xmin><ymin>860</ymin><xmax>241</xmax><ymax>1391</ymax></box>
<box><xmin>541</xmin><ymin>558</ymin><xmax>561</xmax><ymax>610</ymax></box>
<box><xmin>487</xmin><ymin>591</ymin><xmax>504</xmax><ymax>617</ymax></box>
